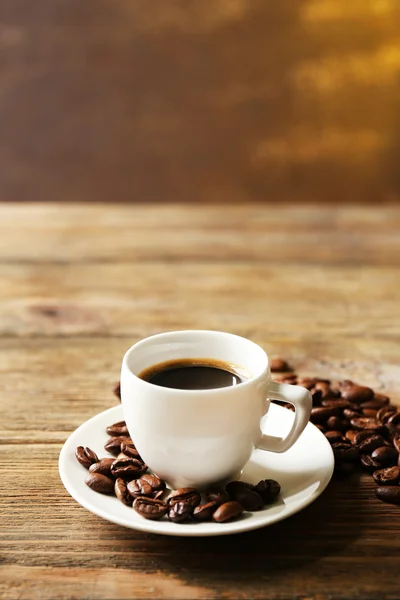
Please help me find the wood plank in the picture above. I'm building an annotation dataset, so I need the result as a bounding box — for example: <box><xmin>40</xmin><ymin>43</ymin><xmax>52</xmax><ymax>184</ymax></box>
<box><xmin>0</xmin><ymin>262</ymin><xmax>399</xmax><ymax>339</ymax></box>
<box><xmin>0</xmin><ymin>337</ymin><xmax>398</xmax><ymax>443</ymax></box>
<box><xmin>0</xmin><ymin>204</ymin><xmax>399</xmax><ymax>265</ymax></box>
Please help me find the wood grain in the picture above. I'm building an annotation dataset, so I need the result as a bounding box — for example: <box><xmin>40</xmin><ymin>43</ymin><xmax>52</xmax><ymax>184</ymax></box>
<box><xmin>1</xmin><ymin>1</ymin><xmax>400</xmax><ymax>204</ymax></box>
<box><xmin>1</xmin><ymin>203</ymin><xmax>400</xmax><ymax>600</ymax></box>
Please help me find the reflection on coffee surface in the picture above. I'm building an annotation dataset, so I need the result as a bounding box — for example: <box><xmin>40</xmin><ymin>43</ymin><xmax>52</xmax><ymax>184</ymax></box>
<box><xmin>138</xmin><ymin>358</ymin><xmax>247</xmax><ymax>390</ymax></box>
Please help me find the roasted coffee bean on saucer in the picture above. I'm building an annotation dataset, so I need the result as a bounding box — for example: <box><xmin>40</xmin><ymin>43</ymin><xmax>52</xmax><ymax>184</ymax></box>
<box><xmin>75</xmin><ymin>446</ymin><xmax>99</xmax><ymax>469</ymax></box>
<box><xmin>110</xmin><ymin>457</ymin><xmax>147</xmax><ymax>480</ymax></box>
<box><xmin>133</xmin><ymin>497</ymin><xmax>168</xmax><ymax>520</ymax></box>
<box><xmin>213</xmin><ymin>501</ymin><xmax>244</xmax><ymax>523</ymax></box>
<box><xmin>85</xmin><ymin>472</ymin><xmax>115</xmax><ymax>495</ymax></box>
<box><xmin>106</xmin><ymin>421</ymin><xmax>129</xmax><ymax>436</ymax></box>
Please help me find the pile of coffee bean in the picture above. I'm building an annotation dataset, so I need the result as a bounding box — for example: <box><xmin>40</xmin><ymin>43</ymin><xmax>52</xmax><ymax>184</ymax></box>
<box><xmin>76</xmin><ymin>421</ymin><xmax>281</xmax><ymax>523</ymax></box>
<box><xmin>271</xmin><ymin>358</ymin><xmax>400</xmax><ymax>506</ymax></box>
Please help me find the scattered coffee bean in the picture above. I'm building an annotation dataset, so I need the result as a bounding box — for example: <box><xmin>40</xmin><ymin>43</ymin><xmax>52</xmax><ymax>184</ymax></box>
<box><xmin>234</xmin><ymin>489</ymin><xmax>264</xmax><ymax>511</ymax></box>
<box><xmin>89</xmin><ymin>458</ymin><xmax>115</xmax><ymax>477</ymax></box>
<box><xmin>370</xmin><ymin>446</ymin><xmax>398</xmax><ymax>468</ymax></box>
<box><xmin>213</xmin><ymin>501</ymin><xmax>244</xmax><ymax>523</ymax></box>
<box><xmin>120</xmin><ymin>442</ymin><xmax>142</xmax><ymax>460</ymax></box>
<box><xmin>326</xmin><ymin>416</ymin><xmax>346</xmax><ymax>431</ymax></box>
<box><xmin>111</xmin><ymin>457</ymin><xmax>147</xmax><ymax>480</ymax></box>
<box><xmin>141</xmin><ymin>473</ymin><xmax>166</xmax><ymax>492</ymax></box>
<box><xmin>341</xmin><ymin>385</ymin><xmax>374</xmax><ymax>404</ymax></box>
<box><xmin>332</xmin><ymin>442</ymin><xmax>359</xmax><ymax>462</ymax></box>
<box><xmin>168</xmin><ymin>501</ymin><xmax>193</xmax><ymax>523</ymax></box>
<box><xmin>193</xmin><ymin>501</ymin><xmax>218</xmax><ymax>521</ymax></box>
<box><xmin>310</xmin><ymin>406</ymin><xmax>340</xmax><ymax>424</ymax></box>
<box><xmin>375</xmin><ymin>486</ymin><xmax>400</xmax><ymax>505</ymax></box>
<box><xmin>153</xmin><ymin>490</ymin><xmax>165</xmax><ymax>500</ymax></box>
<box><xmin>133</xmin><ymin>497</ymin><xmax>168</xmax><ymax>520</ymax></box>
<box><xmin>350</xmin><ymin>418</ymin><xmax>383</xmax><ymax>432</ymax></box>
<box><xmin>372</xmin><ymin>466</ymin><xmax>400</xmax><ymax>486</ymax></box>
<box><xmin>127</xmin><ymin>478</ymin><xmax>153</xmax><ymax>498</ymax></box>
<box><xmin>114</xmin><ymin>478</ymin><xmax>132</xmax><ymax>505</ymax></box>
<box><xmin>270</xmin><ymin>358</ymin><xmax>292</xmax><ymax>372</ymax></box>
<box><xmin>167</xmin><ymin>487</ymin><xmax>201</xmax><ymax>509</ymax></box>
<box><xmin>357</xmin><ymin>434</ymin><xmax>386</xmax><ymax>455</ymax></box>
<box><xmin>104</xmin><ymin>436</ymin><xmax>132</xmax><ymax>456</ymax></box>
<box><xmin>253</xmin><ymin>479</ymin><xmax>281</xmax><ymax>504</ymax></box>
<box><xmin>325</xmin><ymin>431</ymin><xmax>344</xmax><ymax>445</ymax></box>
<box><xmin>207</xmin><ymin>488</ymin><xmax>230</xmax><ymax>506</ymax></box>
<box><xmin>226</xmin><ymin>481</ymin><xmax>254</xmax><ymax>497</ymax></box>
<box><xmin>106</xmin><ymin>421</ymin><xmax>129</xmax><ymax>436</ymax></box>
<box><xmin>75</xmin><ymin>446</ymin><xmax>99</xmax><ymax>469</ymax></box>
<box><xmin>393</xmin><ymin>436</ymin><xmax>400</xmax><ymax>453</ymax></box>
<box><xmin>360</xmin><ymin>454</ymin><xmax>381</xmax><ymax>472</ymax></box>
<box><xmin>345</xmin><ymin>430</ymin><xmax>358</xmax><ymax>444</ymax></box>
<box><xmin>85</xmin><ymin>472</ymin><xmax>115</xmax><ymax>495</ymax></box>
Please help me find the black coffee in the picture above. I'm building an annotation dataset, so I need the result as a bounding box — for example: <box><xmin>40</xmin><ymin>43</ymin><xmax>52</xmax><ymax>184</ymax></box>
<box><xmin>138</xmin><ymin>358</ymin><xmax>245</xmax><ymax>390</ymax></box>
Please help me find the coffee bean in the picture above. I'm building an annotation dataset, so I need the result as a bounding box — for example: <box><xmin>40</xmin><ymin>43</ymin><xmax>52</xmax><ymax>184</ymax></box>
<box><xmin>360</xmin><ymin>454</ymin><xmax>381</xmax><ymax>472</ymax></box>
<box><xmin>226</xmin><ymin>481</ymin><xmax>254</xmax><ymax>498</ymax></box>
<box><xmin>114</xmin><ymin>478</ymin><xmax>132</xmax><ymax>505</ymax></box>
<box><xmin>341</xmin><ymin>385</ymin><xmax>374</xmax><ymax>404</ymax></box>
<box><xmin>254</xmin><ymin>479</ymin><xmax>281</xmax><ymax>504</ymax></box>
<box><xmin>140</xmin><ymin>473</ymin><xmax>166</xmax><ymax>492</ymax></box>
<box><xmin>387</xmin><ymin>411</ymin><xmax>400</xmax><ymax>426</ymax></box>
<box><xmin>152</xmin><ymin>490</ymin><xmax>165</xmax><ymax>500</ymax></box>
<box><xmin>127</xmin><ymin>478</ymin><xmax>153</xmax><ymax>498</ymax></box>
<box><xmin>168</xmin><ymin>500</ymin><xmax>193</xmax><ymax>523</ymax></box>
<box><xmin>375</xmin><ymin>486</ymin><xmax>400</xmax><ymax>505</ymax></box>
<box><xmin>193</xmin><ymin>501</ymin><xmax>218</xmax><ymax>521</ymax></box>
<box><xmin>297</xmin><ymin>377</ymin><xmax>318</xmax><ymax>390</ymax></box>
<box><xmin>376</xmin><ymin>407</ymin><xmax>397</xmax><ymax>424</ymax></box>
<box><xmin>353</xmin><ymin>430</ymin><xmax>378</xmax><ymax>445</ymax></box>
<box><xmin>361</xmin><ymin>398</ymin><xmax>389</xmax><ymax>410</ymax></box>
<box><xmin>372</xmin><ymin>466</ymin><xmax>400</xmax><ymax>486</ymax></box>
<box><xmin>343</xmin><ymin>409</ymin><xmax>361</xmax><ymax>420</ymax></box>
<box><xmin>321</xmin><ymin>399</ymin><xmax>350</xmax><ymax>409</ymax></box>
<box><xmin>89</xmin><ymin>458</ymin><xmax>115</xmax><ymax>477</ymax></box>
<box><xmin>104</xmin><ymin>436</ymin><xmax>132</xmax><ymax>456</ymax></box>
<box><xmin>207</xmin><ymin>488</ymin><xmax>231</xmax><ymax>506</ymax></box>
<box><xmin>167</xmin><ymin>488</ymin><xmax>201</xmax><ymax>509</ymax></box>
<box><xmin>311</xmin><ymin>389</ymin><xmax>323</xmax><ymax>405</ymax></box>
<box><xmin>361</xmin><ymin>408</ymin><xmax>378</xmax><ymax>418</ymax></box>
<box><xmin>332</xmin><ymin>442</ymin><xmax>359</xmax><ymax>462</ymax></box>
<box><xmin>371</xmin><ymin>446</ymin><xmax>398</xmax><ymax>467</ymax></box>
<box><xmin>350</xmin><ymin>418</ymin><xmax>383</xmax><ymax>432</ymax></box>
<box><xmin>310</xmin><ymin>407</ymin><xmax>340</xmax><ymax>424</ymax></box>
<box><xmin>270</xmin><ymin>357</ymin><xmax>292</xmax><ymax>372</ymax></box>
<box><xmin>314</xmin><ymin>381</ymin><xmax>335</xmax><ymax>399</ymax></box>
<box><xmin>213</xmin><ymin>501</ymin><xmax>244</xmax><ymax>523</ymax></box>
<box><xmin>110</xmin><ymin>457</ymin><xmax>147</xmax><ymax>480</ymax></box>
<box><xmin>326</xmin><ymin>416</ymin><xmax>346</xmax><ymax>431</ymax></box>
<box><xmin>393</xmin><ymin>436</ymin><xmax>400</xmax><ymax>453</ymax></box>
<box><xmin>106</xmin><ymin>421</ymin><xmax>129</xmax><ymax>437</ymax></box>
<box><xmin>374</xmin><ymin>393</ymin><xmax>390</xmax><ymax>404</ymax></box>
<box><xmin>234</xmin><ymin>489</ymin><xmax>264</xmax><ymax>511</ymax></box>
<box><xmin>357</xmin><ymin>434</ymin><xmax>386</xmax><ymax>455</ymax></box>
<box><xmin>113</xmin><ymin>381</ymin><xmax>121</xmax><ymax>400</ymax></box>
<box><xmin>325</xmin><ymin>431</ymin><xmax>344</xmax><ymax>444</ymax></box>
<box><xmin>133</xmin><ymin>497</ymin><xmax>168</xmax><ymax>520</ymax></box>
<box><xmin>85</xmin><ymin>472</ymin><xmax>115</xmax><ymax>494</ymax></box>
<box><xmin>274</xmin><ymin>374</ymin><xmax>298</xmax><ymax>385</ymax></box>
<box><xmin>119</xmin><ymin>441</ymin><xmax>142</xmax><ymax>461</ymax></box>
<box><xmin>345</xmin><ymin>430</ymin><xmax>358</xmax><ymax>444</ymax></box>
<box><xmin>75</xmin><ymin>446</ymin><xmax>99</xmax><ymax>469</ymax></box>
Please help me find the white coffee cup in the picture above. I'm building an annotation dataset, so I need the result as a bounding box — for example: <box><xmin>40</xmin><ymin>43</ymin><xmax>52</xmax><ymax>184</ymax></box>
<box><xmin>121</xmin><ymin>330</ymin><xmax>312</xmax><ymax>489</ymax></box>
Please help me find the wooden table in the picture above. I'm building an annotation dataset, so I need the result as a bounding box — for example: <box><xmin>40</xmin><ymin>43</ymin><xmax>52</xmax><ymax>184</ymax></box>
<box><xmin>1</xmin><ymin>203</ymin><xmax>400</xmax><ymax>600</ymax></box>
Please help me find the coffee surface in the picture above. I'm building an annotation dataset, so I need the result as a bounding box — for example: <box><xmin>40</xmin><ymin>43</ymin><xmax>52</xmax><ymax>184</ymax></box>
<box><xmin>138</xmin><ymin>358</ymin><xmax>245</xmax><ymax>390</ymax></box>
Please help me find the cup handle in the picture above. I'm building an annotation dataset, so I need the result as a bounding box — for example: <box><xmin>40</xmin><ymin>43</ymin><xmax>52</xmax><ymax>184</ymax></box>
<box><xmin>257</xmin><ymin>381</ymin><xmax>312</xmax><ymax>453</ymax></box>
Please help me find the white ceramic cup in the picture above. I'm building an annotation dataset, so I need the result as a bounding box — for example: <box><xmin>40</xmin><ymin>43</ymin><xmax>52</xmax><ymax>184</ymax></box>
<box><xmin>121</xmin><ymin>330</ymin><xmax>312</xmax><ymax>489</ymax></box>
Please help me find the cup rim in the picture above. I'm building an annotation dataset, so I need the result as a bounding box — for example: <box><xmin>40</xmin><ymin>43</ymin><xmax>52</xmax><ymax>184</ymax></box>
<box><xmin>121</xmin><ymin>329</ymin><xmax>270</xmax><ymax>395</ymax></box>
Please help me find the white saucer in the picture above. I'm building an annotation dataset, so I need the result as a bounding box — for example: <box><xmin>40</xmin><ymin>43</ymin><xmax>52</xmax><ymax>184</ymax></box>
<box><xmin>59</xmin><ymin>403</ymin><xmax>334</xmax><ymax>537</ymax></box>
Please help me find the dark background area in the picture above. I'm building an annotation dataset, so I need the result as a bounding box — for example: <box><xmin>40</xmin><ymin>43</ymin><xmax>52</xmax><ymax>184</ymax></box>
<box><xmin>1</xmin><ymin>0</ymin><xmax>400</xmax><ymax>204</ymax></box>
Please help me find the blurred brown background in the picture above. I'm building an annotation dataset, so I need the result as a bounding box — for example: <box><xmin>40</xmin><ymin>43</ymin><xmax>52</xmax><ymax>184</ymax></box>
<box><xmin>1</xmin><ymin>0</ymin><xmax>400</xmax><ymax>204</ymax></box>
